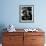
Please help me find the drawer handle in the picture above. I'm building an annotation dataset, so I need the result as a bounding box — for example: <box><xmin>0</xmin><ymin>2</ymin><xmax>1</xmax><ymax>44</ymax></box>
<box><xmin>9</xmin><ymin>38</ymin><xmax>12</xmax><ymax>40</ymax></box>
<box><xmin>32</xmin><ymin>39</ymin><xmax>36</xmax><ymax>40</ymax></box>
<box><xmin>9</xmin><ymin>38</ymin><xmax>13</xmax><ymax>40</ymax></box>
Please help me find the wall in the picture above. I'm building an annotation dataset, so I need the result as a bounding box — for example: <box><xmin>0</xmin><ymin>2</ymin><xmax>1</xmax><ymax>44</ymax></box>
<box><xmin>0</xmin><ymin>0</ymin><xmax>46</xmax><ymax>29</ymax></box>
<box><xmin>0</xmin><ymin>0</ymin><xmax>46</xmax><ymax>44</ymax></box>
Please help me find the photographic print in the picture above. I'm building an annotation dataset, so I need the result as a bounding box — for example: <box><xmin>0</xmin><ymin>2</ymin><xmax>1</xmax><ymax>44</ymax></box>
<box><xmin>19</xmin><ymin>5</ymin><xmax>34</xmax><ymax>23</ymax></box>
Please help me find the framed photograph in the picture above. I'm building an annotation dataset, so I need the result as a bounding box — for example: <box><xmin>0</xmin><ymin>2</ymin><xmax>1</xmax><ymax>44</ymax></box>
<box><xmin>19</xmin><ymin>5</ymin><xmax>34</xmax><ymax>23</ymax></box>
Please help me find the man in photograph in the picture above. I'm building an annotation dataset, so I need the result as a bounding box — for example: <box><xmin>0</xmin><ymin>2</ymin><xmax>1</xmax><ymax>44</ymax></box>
<box><xmin>22</xmin><ymin>7</ymin><xmax>32</xmax><ymax>20</ymax></box>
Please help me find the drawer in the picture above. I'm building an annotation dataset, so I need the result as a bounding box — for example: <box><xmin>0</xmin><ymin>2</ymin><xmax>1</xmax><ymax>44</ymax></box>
<box><xmin>3</xmin><ymin>43</ymin><xmax>23</xmax><ymax>46</ymax></box>
<box><xmin>24</xmin><ymin>32</ymin><xmax>44</xmax><ymax>36</ymax></box>
<box><xmin>3</xmin><ymin>44</ymin><xmax>15</xmax><ymax>46</ymax></box>
<box><xmin>3</xmin><ymin>36</ymin><xmax>23</xmax><ymax>42</ymax></box>
<box><xmin>24</xmin><ymin>36</ymin><xmax>32</xmax><ymax>45</ymax></box>
<box><xmin>24</xmin><ymin>36</ymin><xmax>32</xmax><ymax>40</ymax></box>
<box><xmin>3</xmin><ymin>36</ymin><xmax>23</xmax><ymax>46</ymax></box>
<box><xmin>32</xmin><ymin>36</ymin><xmax>45</xmax><ymax>44</ymax></box>
<box><xmin>3</xmin><ymin>32</ymin><xmax>23</xmax><ymax>36</ymax></box>
<box><xmin>31</xmin><ymin>44</ymin><xmax>44</xmax><ymax>46</ymax></box>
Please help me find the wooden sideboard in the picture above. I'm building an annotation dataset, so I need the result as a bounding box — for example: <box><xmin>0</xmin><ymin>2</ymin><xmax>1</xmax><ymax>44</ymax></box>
<box><xmin>2</xmin><ymin>30</ymin><xmax>45</xmax><ymax>46</ymax></box>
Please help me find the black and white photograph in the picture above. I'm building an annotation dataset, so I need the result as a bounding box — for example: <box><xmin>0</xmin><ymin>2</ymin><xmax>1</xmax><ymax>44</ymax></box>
<box><xmin>19</xmin><ymin>5</ymin><xmax>34</xmax><ymax>23</ymax></box>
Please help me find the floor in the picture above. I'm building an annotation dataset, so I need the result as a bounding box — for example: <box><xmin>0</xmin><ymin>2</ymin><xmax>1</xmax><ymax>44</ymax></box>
<box><xmin>0</xmin><ymin>44</ymin><xmax>2</xmax><ymax>46</ymax></box>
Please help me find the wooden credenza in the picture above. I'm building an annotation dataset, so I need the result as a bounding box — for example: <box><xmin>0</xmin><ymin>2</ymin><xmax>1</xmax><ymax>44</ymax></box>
<box><xmin>2</xmin><ymin>31</ymin><xmax>45</xmax><ymax>46</ymax></box>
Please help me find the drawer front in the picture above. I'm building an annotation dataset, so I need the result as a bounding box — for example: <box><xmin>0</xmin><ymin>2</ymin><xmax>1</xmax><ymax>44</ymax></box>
<box><xmin>32</xmin><ymin>36</ymin><xmax>45</xmax><ymax>44</ymax></box>
<box><xmin>3</xmin><ymin>32</ymin><xmax>23</xmax><ymax>36</ymax></box>
<box><xmin>3</xmin><ymin>43</ymin><xmax>23</xmax><ymax>46</ymax></box>
<box><xmin>24</xmin><ymin>32</ymin><xmax>44</xmax><ymax>36</ymax></box>
<box><xmin>24</xmin><ymin>36</ymin><xmax>44</xmax><ymax>46</ymax></box>
<box><xmin>24</xmin><ymin>36</ymin><xmax>32</xmax><ymax>46</ymax></box>
<box><xmin>3</xmin><ymin>32</ymin><xmax>24</xmax><ymax>46</ymax></box>
<box><xmin>3</xmin><ymin>36</ymin><xmax>23</xmax><ymax>46</ymax></box>
<box><xmin>32</xmin><ymin>44</ymin><xmax>44</xmax><ymax>46</ymax></box>
<box><xmin>3</xmin><ymin>36</ymin><xmax>23</xmax><ymax>44</ymax></box>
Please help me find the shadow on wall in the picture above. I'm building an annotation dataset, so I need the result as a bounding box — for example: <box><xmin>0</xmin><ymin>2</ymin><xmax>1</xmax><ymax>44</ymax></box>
<box><xmin>0</xmin><ymin>24</ymin><xmax>7</xmax><ymax>43</ymax></box>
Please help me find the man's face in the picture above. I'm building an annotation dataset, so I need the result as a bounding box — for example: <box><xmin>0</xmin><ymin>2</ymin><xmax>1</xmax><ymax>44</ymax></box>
<box><xmin>22</xmin><ymin>10</ymin><xmax>27</xmax><ymax>16</ymax></box>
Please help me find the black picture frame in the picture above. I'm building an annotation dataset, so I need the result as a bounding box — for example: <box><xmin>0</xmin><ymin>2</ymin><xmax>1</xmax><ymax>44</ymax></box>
<box><xmin>19</xmin><ymin>5</ymin><xmax>34</xmax><ymax>23</ymax></box>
